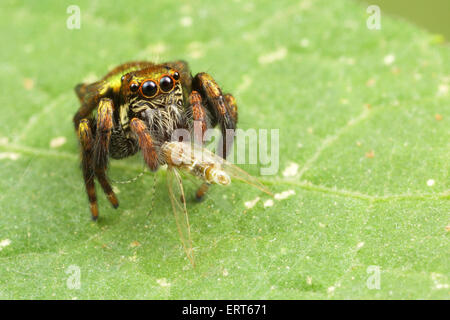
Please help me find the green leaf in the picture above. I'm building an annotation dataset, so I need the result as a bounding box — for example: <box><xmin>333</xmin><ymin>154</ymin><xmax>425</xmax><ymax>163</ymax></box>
<box><xmin>0</xmin><ymin>0</ymin><xmax>448</xmax><ymax>299</ymax></box>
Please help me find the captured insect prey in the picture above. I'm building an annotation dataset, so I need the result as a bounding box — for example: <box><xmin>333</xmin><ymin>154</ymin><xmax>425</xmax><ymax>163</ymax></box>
<box><xmin>162</xmin><ymin>141</ymin><xmax>272</xmax><ymax>265</ymax></box>
<box><xmin>162</xmin><ymin>141</ymin><xmax>271</xmax><ymax>194</ymax></box>
<box><xmin>73</xmin><ymin>61</ymin><xmax>270</xmax><ymax>265</ymax></box>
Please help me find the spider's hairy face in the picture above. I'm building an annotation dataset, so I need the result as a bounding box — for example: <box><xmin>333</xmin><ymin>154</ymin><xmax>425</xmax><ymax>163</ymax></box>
<box><xmin>119</xmin><ymin>66</ymin><xmax>184</xmax><ymax>137</ymax></box>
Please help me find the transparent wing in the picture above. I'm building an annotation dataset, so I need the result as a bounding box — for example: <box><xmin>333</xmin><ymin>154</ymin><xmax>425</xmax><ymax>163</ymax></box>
<box><xmin>179</xmin><ymin>170</ymin><xmax>238</xmax><ymax>214</ymax></box>
<box><xmin>166</xmin><ymin>165</ymin><xmax>195</xmax><ymax>266</ymax></box>
<box><xmin>191</xmin><ymin>143</ymin><xmax>272</xmax><ymax>196</ymax></box>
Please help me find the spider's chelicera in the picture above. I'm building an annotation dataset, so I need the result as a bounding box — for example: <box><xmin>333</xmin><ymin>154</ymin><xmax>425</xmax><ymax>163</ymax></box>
<box><xmin>73</xmin><ymin>61</ymin><xmax>238</xmax><ymax>220</ymax></box>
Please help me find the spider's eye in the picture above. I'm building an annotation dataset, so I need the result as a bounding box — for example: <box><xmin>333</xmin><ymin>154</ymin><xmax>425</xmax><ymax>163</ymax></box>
<box><xmin>173</xmin><ymin>71</ymin><xmax>180</xmax><ymax>80</ymax></box>
<box><xmin>130</xmin><ymin>81</ymin><xmax>139</xmax><ymax>92</ymax></box>
<box><xmin>159</xmin><ymin>76</ymin><xmax>174</xmax><ymax>93</ymax></box>
<box><xmin>141</xmin><ymin>80</ymin><xmax>158</xmax><ymax>97</ymax></box>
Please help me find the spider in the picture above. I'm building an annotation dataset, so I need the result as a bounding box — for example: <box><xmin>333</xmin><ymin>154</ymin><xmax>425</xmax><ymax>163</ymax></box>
<box><xmin>73</xmin><ymin>61</ymin><xmax>238</xmax><ymax>221</ymax></box>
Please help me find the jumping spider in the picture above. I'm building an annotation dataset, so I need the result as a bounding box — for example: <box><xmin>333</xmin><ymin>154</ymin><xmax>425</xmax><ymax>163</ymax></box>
<box><xmin>73</xmin><ymin>61</ymin><xmax>238</xmax><ymax>220</ymax></box>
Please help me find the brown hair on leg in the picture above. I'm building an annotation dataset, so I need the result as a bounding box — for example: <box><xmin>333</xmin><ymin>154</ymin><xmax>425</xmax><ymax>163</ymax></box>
<box><xmin>130</xmin><ymin>118</ymin><xmax>159</xmax><ymax>171</ymax></box>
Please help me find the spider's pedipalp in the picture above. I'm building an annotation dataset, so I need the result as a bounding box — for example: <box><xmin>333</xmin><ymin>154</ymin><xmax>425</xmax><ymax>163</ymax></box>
<box><xmin>130</xmin><ymin>117</ymin><xmax>159</xmax><ymax>171</ymax></box>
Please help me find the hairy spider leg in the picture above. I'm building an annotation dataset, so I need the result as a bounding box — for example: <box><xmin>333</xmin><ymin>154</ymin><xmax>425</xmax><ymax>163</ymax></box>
<box><xmin>191</xmin><ymin>73</ymin><xmax>238</xmax><ymax>200</ymax></box>
<box><xmin>189</xmin><ymin>90</ymin><xmax>208</xmax><ymax>145</ymax></box>
<box><xmin>77</xmin><ymin>119</ymin><xmax>98</xmax><ymax>219</ymax></box>
<box><xmin>94</xmin><ymin>99</ymin><xmax>119</xmax><ymax>210</ymax></box>
<box><xmin>76</xmin><ymin>99</ymin><xmax>119</xmax><ymax>220</ymax></box>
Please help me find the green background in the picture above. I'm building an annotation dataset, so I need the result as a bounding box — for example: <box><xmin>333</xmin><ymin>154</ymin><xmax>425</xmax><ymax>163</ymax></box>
<box><xmin>0</xmin><ymin>0</ymin><xmax>448</xmax><ymax>299</ymax></box>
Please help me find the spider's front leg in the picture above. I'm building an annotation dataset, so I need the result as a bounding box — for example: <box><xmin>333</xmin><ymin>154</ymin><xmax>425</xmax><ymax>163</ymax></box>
<box><xmin>187</xmin><ymin>91</ymin><xmax>211</xmax><ymax>201</ymax></box>
<box><xmin>191</xmin><ymin>74</ymin><xmax>238</xmax><ymax>200</ymax></box>
<box><xmin>189</xmin><ymin>91</ymin><xmax>208</xmax><ymax>145</ymax></box>
<box><xmin>192</xmin><ymin>73</ymin><xmax>238</xmax><ymax>158</ymax></box>
<box><xmin>77</xmin><ymin>98</ymin><xmax>119</xmax><ymax>220</ymax></box>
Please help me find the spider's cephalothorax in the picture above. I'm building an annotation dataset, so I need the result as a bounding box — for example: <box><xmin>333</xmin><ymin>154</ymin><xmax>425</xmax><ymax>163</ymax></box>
<box><xmin>73</xmin><ymin>61</ymin><xmax>238</xmax><ymax>220</ymax></box>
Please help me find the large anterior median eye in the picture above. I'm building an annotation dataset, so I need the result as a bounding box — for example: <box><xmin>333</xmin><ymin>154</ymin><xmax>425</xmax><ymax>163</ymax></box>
<box><xmin>141</xmin><ymin>80</ymin><xmax>158</xmax><ymax>97</ymax></box>
<box><xmin>159</xmin><ymin>76</ymin><xmax>174</xmax><ymax>93</ymax></box>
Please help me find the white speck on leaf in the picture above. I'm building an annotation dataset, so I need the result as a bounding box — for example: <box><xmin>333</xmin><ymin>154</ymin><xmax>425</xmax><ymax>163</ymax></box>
<box><xmin>188</xmin><ymin>42</ymin><xmax>205</xmax><ymax>59</ymax></box>
<box><xmin>180</xmin><ymin>16</ymin><xmax>192</xmax><ymax>27</ymax></box>
<box><xmin>339</xmin><ymin>56</ymin><xmax>355</xmax><ymax>65</ymax></box>
<box><xmin>145</xmin><ymin>42</ymin><xmax>166</xmax><ymax>56</ymax></box>
<box><xmin>156</xmin><ymin>278</ymin><xmax>171</xmax><ymax>287</ymax></box>
<box><xmin>245</xmin><ymin>197</ymin><xmax>260</xmax><ymax>209</ymax></box>
<box><xmin>82</xmin><ymin>73</ymin><xmax>98</xmax><ymax>83</ymax></box>
<box><xmin>282</xmin><ymin>162</ymin><xmax>299</xmax><ymax>177</ymax></box>
<box><xmin>274</xmin><ymin>190</ymin><xmax>295</xmax><ymax>200</ymax></box>
<box><xmin>258</xmin><ymin>47</ymin><xmax>287</xmax><ymax>64</ymax></box>
<box><xmin>426</xmin><ymin>179</ymin><xmax>435</xmax><ymax>187</ymax></box>
<box><xmin>0</xmin><ymin>239</ymin><xmax>11</xmax><ymax>250</ymax></box>
<box><xmin>300</xmin><ymin>38</ymin><xmax>310</xmax><ymax>47</ymax></box>
<box><xmin>50</xmin><ymin>136</ymin><xmax>67</xmax><ymax>148</ymax></box>
<box><xmin>384</xmin><ymin>54</ymin><xmax>395</xmax><ymax>65</ymax></box>
<box><xmin>437</xmin><ymin>84</ymin><xmax>448</xmax><ymax>96</ymax></box>
<box><xmin>0</xmin><ymin>152</ymin><xmax>20</xmax><ymax>161</ymax></box>
<box><xmin>356</xmin><ymin>242</ymin><xmax>365</xmax><ymax>249</ymax></box>
<box><xmin>263</xmin><ymin>199</ymin><xmax>274</xmax><ymax>208</ymax></box>
<box><xmin>431</xmin><ymin>273</ymin><xmax>449</xmax><ymax>289</ymax></box>
<box><xmin>236</xmin><ymin>74</ymin><xmax>252</xmax><ymax>95</ymax></box>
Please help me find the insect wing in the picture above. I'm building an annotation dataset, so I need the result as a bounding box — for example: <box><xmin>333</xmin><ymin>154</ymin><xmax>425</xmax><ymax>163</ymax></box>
<box><xmin>166</xmin><ymin>166</ymin><xmax>195</xmax><ymax>266</ymax></box>
<box><xmin>190</xmin><ymin>143</ymin><xmax>272</xmax><ymax>195</ymax></box>
<box><xmin>221</xmin><ymin>161</ymin><xmax>272</xmax><ymax>195</ymax></box>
